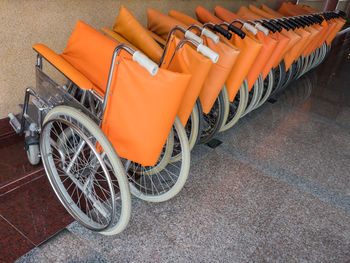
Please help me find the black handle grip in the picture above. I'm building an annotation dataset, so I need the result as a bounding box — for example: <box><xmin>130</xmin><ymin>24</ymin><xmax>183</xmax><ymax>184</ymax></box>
<box><xmin>270</xmin><ymin>21</ymin><xmax>283</xmax><ymax>32</ymax></box>
<box><xmin>316</xmin><ymin>14</ymin><xmax>325</xmax><ymax>22</ymax></box>
<box><xmin>337</xmin><ymin>10</ymin><xmax>347</xmax><ymax>19</ymax></box>
<box><xmin>303</xmin><ymin>16</ymin><xmax>316</xmax><ymax>25</ymax></box>
<box><xmin>228</xmin><ymin>24</ymin><xmax>246</xmax><ymax>39</ymax></box>
<box><xmin>307</xmin><ymin>16</ymin><xmax>319</xmax><ymax>24</ymax></box>
<box><xmin>323</xmin><ymin>13</ymin><xmax>331</xmax><ymax>21</ymax></box>
<box><xmin>329</xmin><ymin>12</ymin><xmax>337</xmax><ymax>19</ymax></box>
<box><xmin>276</xmin><ymin>20</ymin><xmax>291</xmax><ymax>31</ymax></box>
<box><xmin>285</xmin><ymin>18</ymin><xmax>299</xmax><ymax>29</ymax></box>
<box><xmin>312</xmin><ymin>14</ymin><xmax>324</xmax><ymax>23</ymax></box>
<box><xmin>295</xmin><ymin>18</ymin><xmax>308</xmax><ymax>27</ymax></box>
<box><xmin>262</xmin><ymin>21</ymin><xmax>276</xmax><ymax>33</ymax></box>
<box><xmin>283</xmin><ymin>19</ymin><xmax>297</xmax><ymax>30</ymax></box>
<box><xmin>213</xmin><ymin>25</ymin><xmax>232</xmax><ymax>40</ymax></box>
<box><xmin>300</xmin><ymin>16</ymin><xmax>313</xmax><ymax>25</ymax></box>
<box><xmin>290</xmin><ymin>18</ymin><xmax>304</xmax><ymax>28</ymax></box>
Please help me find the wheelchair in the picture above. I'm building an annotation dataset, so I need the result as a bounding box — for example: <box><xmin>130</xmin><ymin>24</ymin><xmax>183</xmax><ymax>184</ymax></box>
<box><xmin>8</xmin><ymin>20</ymin><xmax>193</xmax><ymax>235</ymax></box>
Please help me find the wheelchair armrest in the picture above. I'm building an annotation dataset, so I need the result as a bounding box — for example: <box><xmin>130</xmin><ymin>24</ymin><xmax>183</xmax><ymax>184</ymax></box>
<box><xmin>32</xmin><ymin>44</ymin><xmax>96</xmax><ymax>91</ymax></box>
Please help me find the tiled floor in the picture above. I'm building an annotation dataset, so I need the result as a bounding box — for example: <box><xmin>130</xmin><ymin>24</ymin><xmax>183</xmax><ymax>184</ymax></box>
<box><xmin>0</xmin><ymin>118</ymin><xmax>74</xmax><ymax>260</ymax></box>
<box><xmin>10</xmin><ymin>34</ymin><xmax>350</xmax><ymax>262</ymax></box>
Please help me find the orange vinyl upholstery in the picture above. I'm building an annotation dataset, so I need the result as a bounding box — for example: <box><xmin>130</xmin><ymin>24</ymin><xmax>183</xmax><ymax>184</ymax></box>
<box><xmin>241</xmin><ymin>5</ymin><xmax>302</xmax><ymax>70</ymax></box>
<box><xmin>169</xmin><ymin>10</ymin><xmax>240</xmax><ymax>113</ymax></box>
<box><xmin>102</xmin><ymin>53</ymin><xmax>191</xmax><ymax>166</ymax></box>
<box><xmin>147</xmin><ymin>9</ymin><xmax>215</xmax><ymax>122</ymax></box>
<box><xmin>214</xmin><ymin>6</ymin><xmax>278</xmax><ymax>83</ymax></box>
<box><xmin>196</xmin><ymin>6</ymin><xmax>263</xmax><ymax>98</ymax></box>
<box><xmin>113</xmin><ymin>6</ymin><xmax>163</xmax><ymax>63</ymax></box>
<box><xmin>161</xmin><ymin>35</ymin><xmax>213</xmax><ymax>124</ymax></box>
<box><xmin>35</xmin><ymin>20</ymin><xmax>118</xmax><ymax>96</ymax></box>
<box><xmin>101</xmin><ymin>27</ymin><xmax>140</xmax><ymax>51</ymax></box>
<box><xmin>33</xmin><ymin>43</ymin><xmax>96</xmax><ymax>91</ymax></box>
<box><xmin>34</xmin><ymin>19</ymin><xmax>192</xmax><ymax>166</ymax></box>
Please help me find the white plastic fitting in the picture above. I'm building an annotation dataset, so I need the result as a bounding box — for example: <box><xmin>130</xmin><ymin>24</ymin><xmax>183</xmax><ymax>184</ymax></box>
<box><xmin>255</xmin><ymin>23</ymin><xmax>269</xmax><ymax>35</ymax></box>
<box><xmin>202</xmin><ymin>28</ymin><xmax>219</xmax><ymax>43</ymax></box>
<box><xmin>185</xmin><ymin>30</ymin><xmax>204</xmax><ymax>44</ymax></box>
<box><xmin>132</xmin><ymin>51</ymin><xmax>159</xmax><ymax>76</ymax></box>
<box><xmin>197</xmin><ymin>44</ymin><xmax>219</xmax><ymax>63</ymax></box>
<box><xmin>243</xmin><ymin>23</ymin><xmax>258</xmax><ymax>35</ymax></box>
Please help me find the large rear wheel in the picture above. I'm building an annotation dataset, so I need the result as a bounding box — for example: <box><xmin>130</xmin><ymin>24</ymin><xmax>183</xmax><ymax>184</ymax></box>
<box><xmin>220</xmin><ymin>83</ymin><xmax>247</xmax><ymax>132</ymax></box>
<box><xmin>198</xmin><ymin>89</ymin><xmax>228</xmax><ymax>144</ymax></box>
<box><xmin>127</xmin><ymin>117</ymin><xmax>190</xmax><ymax>202</ymax></box>
<box><xmin>41</xmin><ymin>106</ymin><xmax>131</xmax><ymax>235</ymax></box>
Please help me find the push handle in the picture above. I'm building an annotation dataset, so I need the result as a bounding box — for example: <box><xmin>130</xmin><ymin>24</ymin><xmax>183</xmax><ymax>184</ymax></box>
<box><xmin>197</xmin><ymin>44</ymin><xmax>219</xmax><ymax>63</ymax></box>
<box><xmin>305</xmin><ymin>16</ymin><xmax>318</xmax><ymax>24</ymax></box>
<box><xmin>287</xmin><ymin>18</ymin><xmax>301</xmax><ymax>29</ymax></box>
<box><xmin>312</xmin><ymin>14</ymin><xmax>324</xmax><ymax>23</ymax></box>
<box><xmin>261</xmin><ymin>21</ymin><xmax>276</xmax><ymax>33</ymax></box>
<box><xmin>133</xmin><ymin>51</ymin><xmax>159</xmax><ymax>76</ymax></box>
<box><xmin>291</xmin><ymin>18</ymin><xmax>305</xmax><ymax>28</ymax></box>
<box><xmin>202</xmin><ymin>28</ymin><xmax>220</xmax><ymax>43</ymax></box>
<box><xmin>276</xmin><ymin>20</ymin><xmax>291</xmax><ymax>31</ymax></box>
<box><xmin>337</xmin><ymin>10</ymin><xmax>347</xmax><ymax>19</ymax></box>
<box><xmin>283</xmin><ymin>19</ymin><xmax>296</xmax><ymax>30</ymax></box>
<box><xmin>213</xmin><ymin>25</ymin><xmax>232</xmax><ymax>40</ymax></box>
<box><xmin>299</xmin><ymin>17</ymin><xmax>313</xmax><ymax>26</ymax></box>
<box><xmin>243</xmin><ymin>23</ymin><xmax>258</xmax><ymax>35</ymax></box>
<box><xmin>298</xmin><ymin>17</ymin><xmax>310</xmax><ymax>26</ymax></box>
<box><xmin>185</xmin><ymin>30</ymin><xmax>204</xmax><ymax>44</ymax></box>
<box><xmin>228</xmin><ymin>24</ymin><xmax>246</xmax><ymax>39</ymax></box>
<box><xmin>270</xmin><ymin>21</ymin><xmax>282</xmax><ymax>32</ymax></box>
<box><xmin>255</xmin><ymin>23</ymin><xmax>269</xmax><ymax>35</ymax></box>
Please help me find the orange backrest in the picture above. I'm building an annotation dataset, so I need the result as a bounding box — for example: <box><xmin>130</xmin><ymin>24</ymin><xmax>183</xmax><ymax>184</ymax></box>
<box><xmin>147</xmin><ymin>8</ymin><xmax>187</xmax><ymax>40</ymax></box>
<box><xmin>61</xmin><ymin>20</ymin><xmax>118</xmax><ymax>95</ymax></box>
<box><xmin>260</xmin><ymin>4</ymin><xmax>284</xmax><ymax>18</ymax></box>
<box><xmin>195</xmin><ymin>6</ymin><xmax>263</xmax><ymax>98</ymax></box>
<box><xmin>161</xmin><ymin>35</ymin><xmax>213</xmax><ymax>124</ymax></box>
<box><xmin>101</xmin><ymin>27</ymin><xmax>139</xmax><ymax>51</ymax></box>
<box><xmin>112</xmin><ymin>6</ymin><xmax>163</xmax><ymax>63</ymax></box>
<box><xmin>102</xmin><ymin>52</ymin><xmax>191</xmax><ymax>166</ymax></box>
<box><xmin>215</xmin><ymin>5</ymin><xmax>278</xmax><ymax>81</ymax></box>
<box><xmin>169</xmin><ymin>10</ymin><xmax>241</xmax><ymax>113</ymax></box>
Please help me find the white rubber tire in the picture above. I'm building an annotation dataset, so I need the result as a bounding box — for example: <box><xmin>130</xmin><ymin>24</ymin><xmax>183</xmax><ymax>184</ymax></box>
<box><xmin>42</xmin><ymin>106</ymin><xmax>131</xmax><ymax>236</ymax></box>
<box><xmin>129</xmin><ymin>117</ymin><xmax>190</xmax><ymax>202</ymax></box>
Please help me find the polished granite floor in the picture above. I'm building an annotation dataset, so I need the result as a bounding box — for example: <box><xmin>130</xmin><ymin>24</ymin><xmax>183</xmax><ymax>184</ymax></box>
<box><xmin>11</xmin><ymin>34</ymin><xmax>350</xmax><ymax>262</ymax></box>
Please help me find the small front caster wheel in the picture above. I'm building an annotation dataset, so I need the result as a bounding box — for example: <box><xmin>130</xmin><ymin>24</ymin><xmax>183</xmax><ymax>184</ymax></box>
<box><xmin>26</xmin><ymin>143</ymin><xmax>40</xmax><ymax>165</ymax></box>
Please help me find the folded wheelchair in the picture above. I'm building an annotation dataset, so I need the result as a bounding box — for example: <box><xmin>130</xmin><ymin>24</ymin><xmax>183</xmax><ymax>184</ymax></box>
<box><xmin>8</xmin><ymin>20</ymin><xmax>194</xmax><ymax>235</ymax></box>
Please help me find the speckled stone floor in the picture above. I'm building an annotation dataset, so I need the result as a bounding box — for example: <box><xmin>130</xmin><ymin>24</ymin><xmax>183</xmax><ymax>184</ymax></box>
<box><xmin>15</xmin><ymin>34</ymin><xmax>350</xmax><ymax>262</ymax></box>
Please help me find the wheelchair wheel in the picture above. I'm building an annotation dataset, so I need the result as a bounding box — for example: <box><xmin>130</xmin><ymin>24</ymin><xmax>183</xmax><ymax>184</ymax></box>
<box><xmin>290</xmin><ymin>60</ymin><xmax>300</xmax><ymax>82</ymax></box>
<box><xmin>242</xmin><ymin>79</ymin><xmax>260</xmax><ymax>116</ymax></box>
<box><xmin>198</xmin><ymin>88</ymin><xmax>228</xmax><ymax>144</ymax></box>
<box><xmin>186</xmin><ymin>100</ymin><xmax>202</xmax><ymax>151</ymax></box>
<box><xmin>269</xmin><ymin>63</ymin><xmax>283</xmax><ymax>98</ymax></box>
<box><xmin>251</xmin><ymin>75</ymin><xmax>265</xmax><ymax>110</ymax></box>
<box><xmin>280</xmin><ymin>63</ymin><xmax>293</xmax><ymax>90</ymax></box>
<box><xmin>300</xmin><ymin>55</ymin><xmax>309</xmax><ymax>76</ymax></box>
<box><xmin>171</xmin><ymin>99</ymin><xmax>202</xmax><ymax>162</ymax></box>
<box><xmin>41</xmin><ymin>106</ymin><xmax>131</xmax><ymax>234</ymax></box>
<box><xmin>220</xmin><ymin>83</ymin><xmax>247</xmax><ymax>132</ymax></box>
<box><xmin>255</xmin><ymin>71</ymin><xmax>274</xmax><ymax>108</ymax></box>
<box><xmin>305</xmin><ymin>52</ymin><xmax>315</xmax><ymax>73</ymax></box>
<box><xmin>26</xmin><ymin>144</ymin><xmax>40</xmax><ymax>165</ymax></box>
<box><xmin>295</xmin><ymin>56</ymin><xmax>304</xmax><ymax>80</ymax></box>
<box><xmin>127</xmin><ymin>116</ymin><xmax>190</xmax><ymax>202</ymax></box>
